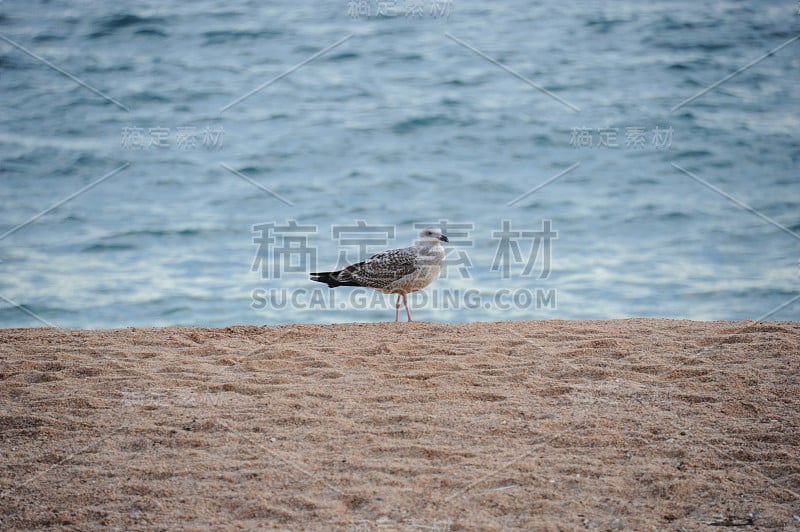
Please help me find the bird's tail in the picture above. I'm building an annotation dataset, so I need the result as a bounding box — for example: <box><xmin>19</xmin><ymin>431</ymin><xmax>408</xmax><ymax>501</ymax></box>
<box><xmin>310</xmin><ymin>271</ymin><xmax>360</xmax><ymax>288</ymax></box>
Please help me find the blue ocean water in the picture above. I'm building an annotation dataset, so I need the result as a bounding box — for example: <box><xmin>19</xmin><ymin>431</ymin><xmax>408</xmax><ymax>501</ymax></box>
<box><xmin>0</xmin><ymin>0</ymin><xmax>798</xmax><ymax>328</ymax></box>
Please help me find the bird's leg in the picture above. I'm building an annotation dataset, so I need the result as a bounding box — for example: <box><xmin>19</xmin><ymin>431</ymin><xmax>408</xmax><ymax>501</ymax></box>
<box><xmin>403</xmin><ymin>294</ymin><xmax>412</xmax><ymax>322</ymax></box>
<box><xmin>395</xmin><ymin>294</ymin><xmax>401</xmax><ymax>322</ymax></box>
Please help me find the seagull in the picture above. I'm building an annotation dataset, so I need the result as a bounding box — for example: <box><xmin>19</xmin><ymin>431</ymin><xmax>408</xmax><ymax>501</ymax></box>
<box><xmin>310</xmin><ymin>227</ymin><xmax>449</xmax><ymax>322</ymax></box>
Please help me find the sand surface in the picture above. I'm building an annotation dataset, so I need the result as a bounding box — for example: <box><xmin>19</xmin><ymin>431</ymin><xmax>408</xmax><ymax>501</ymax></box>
<box><xmin>1</xmin><ymin>319</ymin><xmax>798</xmax><ymax>530</ymax></box>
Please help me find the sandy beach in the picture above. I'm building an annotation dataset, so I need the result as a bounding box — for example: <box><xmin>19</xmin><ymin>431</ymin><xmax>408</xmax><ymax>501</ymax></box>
<box><xmin>1</xmin><ymin>319</ymin><xmax>798</xmax><ymax>530</ymax></box>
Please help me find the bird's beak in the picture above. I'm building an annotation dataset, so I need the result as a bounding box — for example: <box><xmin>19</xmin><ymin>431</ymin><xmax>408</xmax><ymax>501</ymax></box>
<box><xmin>439</xmin><ymin>234</ymin><xmax>449</xmax><ymax>243</ymax></box>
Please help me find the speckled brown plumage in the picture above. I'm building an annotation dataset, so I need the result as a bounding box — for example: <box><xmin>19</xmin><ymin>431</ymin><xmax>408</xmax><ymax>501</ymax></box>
<box><xmin>311</xmin><ymin>227</ymin><xmax>449</xmax><ymax>321</ymax></box>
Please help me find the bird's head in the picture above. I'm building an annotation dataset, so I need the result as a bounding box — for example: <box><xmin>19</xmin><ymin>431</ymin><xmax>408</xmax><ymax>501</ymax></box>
<box><xmin>418</xmin><ymin>227</ymin><xmax>449</xmax><ymax>244</ymax></box>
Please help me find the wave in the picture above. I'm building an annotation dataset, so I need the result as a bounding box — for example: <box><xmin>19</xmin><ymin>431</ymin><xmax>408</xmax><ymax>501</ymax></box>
<box><xmin>99</xmin><ymin>228</ymin><xmax>207</xmax><ymax>239</ymax></box>
<box><xmin>89</xmin><ymin>13</ymin><xmax>168</xmax><ymax>39</ymax></box>
<box><xmin>202</xmin><ymin>29</ymin><xmax>283</xmax><ymax>45</ymax></box>
<box><xmin>391</xmin><ymin>115</ymin><xmax>459</xmax><ymax>134</ymax></box>
<box><xmin>81</xmin><ymin>243</ymin><xmax>137</xmax><ymax>253</ymax></box>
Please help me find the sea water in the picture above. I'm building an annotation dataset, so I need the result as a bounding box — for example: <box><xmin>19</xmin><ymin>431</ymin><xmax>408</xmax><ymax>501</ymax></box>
<box><xmin>1</xmin><ymin>1</ymin><xmax>798</xmax><ymax>327</ymax></box>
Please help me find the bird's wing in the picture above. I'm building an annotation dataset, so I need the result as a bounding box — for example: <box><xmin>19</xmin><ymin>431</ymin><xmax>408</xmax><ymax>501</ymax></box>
<box><xmin>335</xmin><ymin>247</ymin><xmax>418</xmax><ymax>289</ymax></box>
